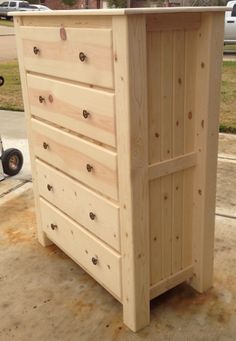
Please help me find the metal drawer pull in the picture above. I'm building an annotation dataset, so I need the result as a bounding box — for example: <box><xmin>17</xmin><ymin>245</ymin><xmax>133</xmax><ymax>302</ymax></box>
<box><xmin>82</xmin><ymin>110</ymin><xmax>90</xmax><ymax>119</ymax></box>
<box><xmin>43</xmin><ymin>142</ymin><xmax>49</xmax><ymax>150</ymax></box>
<box><xmin>86</xmin><ymin>164</ymin><xmax>93</xmax><ymax>172</ymax></box>
<box><xmin>33</xmin><ymin>46</ymin><xmax>40</xmax><ymax>55</ymax></box>
<box><xmin>79</xmin><ymin>52</ymin><xmax>87</xmax><ymax>62</ymax></box>
<box><xmin>50</xmin><ymin>224</ymin><xmax>57</xmax><ymax>230</ymax></box>
<box><xmin>91</xmin><ymin>257</ymin><xmax>98</xmax><ymax>265</ymax></box>
<box><xmin>47</xmin><ymin>184</ymin><xmax>53</xmax><ymax>191</ymax></box>
<box><xmin>39</xmin><ymin>96</ymin><xmax>45</xmax><ymax>103</ymax></box>
<box><xmin>89</xmin><ymin>212</ymin><xmax>96</xmax><ymax>220</ymax></box>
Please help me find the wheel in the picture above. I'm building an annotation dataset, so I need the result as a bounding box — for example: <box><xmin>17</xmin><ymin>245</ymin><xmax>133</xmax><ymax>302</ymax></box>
<box><xmin>0</xmin><ymin>76</ymin><xmax>4</xmax><ymax>87</ymax></box>
<box><xmin>2</xmin><ymin>148</ymin><xmax>23</xmax><ymax>176</ymax></box>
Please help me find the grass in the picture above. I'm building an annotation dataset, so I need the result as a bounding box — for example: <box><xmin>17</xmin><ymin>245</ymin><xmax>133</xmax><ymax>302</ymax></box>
<box><xmin>224</xmin><ymin>44</ymin><xmax>236</xmax><ymax>52</ymax></box>
<box><xmin>0</xmin><ymin>59</ymin><xmax>23</xmax><ymax>111</ymax></box>
<box><xmin>0</xmin><ymin>59</ymin><xmax>235</xmax><ymax>133</ymax></box>
<box><xmin>220</xmin><ymin>61</ymin><xmax>236</xmax><ymax>133</ymax></box>
<box><xmin>0</xmin><ymin>19</ymin><xmax>14</xmax><ymax>27</ymax></box>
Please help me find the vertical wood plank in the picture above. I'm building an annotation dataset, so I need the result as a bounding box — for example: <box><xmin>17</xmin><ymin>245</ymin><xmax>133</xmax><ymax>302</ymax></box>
<box><xmin>147</xmin><ymin>31</ymin><xmax>162</xmax><ymax>284</ymax></box>
<box><xmin>160</xmin><ymin>31</ymin><xmax>173</xmax><ymax>277</ymax></box>
<box><xmin>191</xmin><ymin>12</ymin><xmax>225</xmax><ymax>292</ymax></box>
<box><xmin>172</xmin><ymin>30</ymin><xmax>185</xmax><ymax>273</ymax></box>
<box><xmin>161</xmin><ymin>31</ymin><xmax>173</xmax><ymax>162</ymax></box>
<box><xmin>148</xmin><ymin>31</ymin><xmax>162</xmax><ymax>164</ymax></box>
<box><xmin>14</xmin><ymin>17</ymin><xmax>51</xmax><ymax>247</ymax></box>
<box><xmin>182</xmin><ymin>30</ymin><xmax>197</xmax><ymax>268</ymax></box>
<box><xmin>113</xmin><ymin>15</ymin><xmax>150</xmax><ymax>331</ymax></box>
<box><xmin>149</xmin><ymin>178</ymin><xmax>162</xmax><ymax>284</ymax></box>
<box><xmin>161</xmin><ymin>174</ymin><xmax>172</xmax><ymax>277</ymax></box>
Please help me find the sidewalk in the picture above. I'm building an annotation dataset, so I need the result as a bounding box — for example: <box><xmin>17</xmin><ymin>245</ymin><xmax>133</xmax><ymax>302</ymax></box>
<box><xmin>0</xmin><ymin>24</ymin><xmax>17</xmax><ymax>61</ymax></box>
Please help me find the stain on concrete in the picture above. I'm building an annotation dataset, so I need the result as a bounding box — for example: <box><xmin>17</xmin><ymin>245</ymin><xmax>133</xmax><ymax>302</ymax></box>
<box><xmin>0</xmin><ymin>187</ymin><xmax>236</xmax><ymax>340</ymax></box>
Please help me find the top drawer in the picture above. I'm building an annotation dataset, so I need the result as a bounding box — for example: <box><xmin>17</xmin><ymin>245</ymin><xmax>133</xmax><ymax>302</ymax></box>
<box><xmin>19</xmin><ymin>26</ymin><xmax>114</xmax><ymax>89</ymax></box>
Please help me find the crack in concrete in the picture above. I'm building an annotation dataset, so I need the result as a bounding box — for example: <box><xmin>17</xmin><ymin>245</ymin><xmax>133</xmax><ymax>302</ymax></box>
<box><xmin>215</xmin><ymin>212</ymin><xmax>236</xmax><ymax>220</ymax></box>
<box><xmin>0</xmin><ymin>179</ymin><xmax>31</xmax><ymax>198</ymax></box>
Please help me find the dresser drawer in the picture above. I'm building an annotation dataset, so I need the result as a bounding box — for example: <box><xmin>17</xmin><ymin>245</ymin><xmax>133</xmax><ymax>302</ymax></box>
<box><xmin>39</xmin><ymin>198</ymin><xmax>122</xmax><ymax>300</ymax></box>
<box><xmin>20</xmin><ymin>26</ymin><xmax>114</xmax><ymax>88</ymax></box>
<box><xmin>36</xmin><ymin>159</ymin><xmax>120</xmax><ymax>251</ymax></box>
<box><xmin>31</xmin><ymin>119</ymin><xmax>118</xmax><ymax>200</ymax></box>
<box><xmin>27</xmin><ymin>74</ymin><xmax>116</xmax><ymax>147</ymax></box>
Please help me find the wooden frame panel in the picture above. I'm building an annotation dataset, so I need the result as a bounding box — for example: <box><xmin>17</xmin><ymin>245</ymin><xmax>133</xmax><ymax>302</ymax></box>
<box><xmin>191</xmin><ymin>12</ymin><xmax>225</xmax><ymax>292</ymax></box>
<box><xmin>113</xmin><ymin>15</ymin><xmax>150</xmax><ymax>332</ymax></box>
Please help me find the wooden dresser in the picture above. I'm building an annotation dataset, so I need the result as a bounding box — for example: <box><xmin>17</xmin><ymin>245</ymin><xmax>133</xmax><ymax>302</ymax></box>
<box><xmin>13</xmin><ymin>7</ymin><xmax>226</xmax><ymax>332</ymax></box>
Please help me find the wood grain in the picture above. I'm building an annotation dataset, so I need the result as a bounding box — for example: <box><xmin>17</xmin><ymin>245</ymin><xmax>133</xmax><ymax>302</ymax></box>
<box><xmin>36</xmin><ymin>159</ymin><xmax>120</xmax><ymax>251</ymax></box>
<box><xmin>31</xmin><ymin>118</ymin><xmax>118</xmax><ymax>200</ymax></box>
<box><xmin>20</xmin><ymin>26</ymin><xmax>114</xmax><ymax>88</ymax></box>
<box><xmin>40</xmin><ymin>198</ymin><xmax>122</xmax><ymax>300</ymax></box>
<box><xmin>27</xmin><ymin>74</ymin><xmax>116</xmax><ymax>147</ymax></box>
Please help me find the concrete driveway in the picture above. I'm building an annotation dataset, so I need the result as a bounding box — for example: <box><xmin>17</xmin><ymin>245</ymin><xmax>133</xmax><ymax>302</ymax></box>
<box><xmin>0</xmin><ymin>24</ymin><xmax>17</xmax><ymax>61</ymax></box>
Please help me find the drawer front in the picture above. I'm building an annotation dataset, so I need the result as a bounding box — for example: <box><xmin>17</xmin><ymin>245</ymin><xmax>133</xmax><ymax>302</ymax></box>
<box><xmin>39</xmin><ymin>198</ymin><xmax>122</xmax><ymax>300</ymax></box>
<box><xmin>31</xmin><ymin>119</ymin><xmax>118</xmax><ymax>200</ymax></box>
<box><xmin>36</xmin><ymin>159</ymin><xmax>120</xmax><ymax>251</ymax></box>
<box><xmin>27</xmin><ymin>74</ymin><xmax>116</xmax><ymax>147</ymax></box>
<box><xmin>20</xmin><ymin>26</ymin><xmax>114</xmax><ymax>88</ymax></box>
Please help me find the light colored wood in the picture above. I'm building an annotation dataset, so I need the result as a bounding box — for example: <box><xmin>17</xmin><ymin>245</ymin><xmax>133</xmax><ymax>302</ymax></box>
<box><xmin>36</xmin><ymin>159</ymin><xmax>120</xmax><ymax>251</ymax></box>
<box><xmin>147</xmin><ymin>13</ymin><xmax>201</xmax><ymax>32</ymax></box>
<box><xmin>147</xmin><ymin>30</ymin><xmax>163</xmax><ymax>285</ymax></box>
<box><xmin>10</xmin><ymin>7</ymin><xmax>229</xmax><ymax>18</ymax></box>
<box><xmin>20</xmin><ymin>26</ymin><xmax>114</xmax><ymax>89</ymax></box>
<box><xmin>39</xmin><ymin>198</ymin><xmax>122</xmax><ymax>300</ymax></box>
<box><xmin>14</xmin><ymin>17</ymin><xmax>52</xmax><ymax>247</ymax></box>
<box><xmin>149</xmin><ymin>178</ymin><xmax>162</xmax><ymax>285</ymax></box>
<box><xmin>150</xmin><ymin>265</ymin><xmax>194</xmax><ymax>299</ymax></box>
<box><xmin>191</xmin><ymin>12</ymin><xmax>225</xmax><ymax>292</ymax></box>
<box><xmin>182</xmin><ymin>30</ymin><xmax>197</xmax><ymax>269</ymax></box>
<box><xmin>172</xmin><ymin>30</ymin><xmax>185</xmax><ymax>274</ymax></box>
<box><xmin>13</xmin><ymin>10</ymin><xmax>225</xmax><ymax>332</ymax></box>
<box><xmin>31</xmin><ymin>118</ymin><xmax>118</xmax><ymax>200</ymax></box>
<box><xmin>113</xmin><ymin>15</ymin><xmax>150</xmax><ymax>332</ymax></box>
<box><xmin>148</xmin><ymin>152</ymin><xmax>197</xmax><ymax>180</ymax></box>
<box><xmin>148</xmin><ymin>30</ymin><xmax>161</xmax><ymax>165</ymax></box>
<box><xmin>160</xmin><ymin>31</ymin><xmax>173</xmax><ymax>279</ymax></box>
<box><xmin>27</xmin><ymin>74</ymin><xmax>116</xmax><ymax>147</ymax></box>
<box><xmin>22</xmin><ymin>15</ymin><xmax>112</xmax><ymax>28</ymax></box>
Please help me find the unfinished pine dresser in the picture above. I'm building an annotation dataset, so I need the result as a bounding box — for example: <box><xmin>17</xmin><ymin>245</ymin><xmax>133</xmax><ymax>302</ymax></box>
<box><xmin>13</xmin><ymin>7</ymin><xmax>227</xmax><ymax>332</ymax></box>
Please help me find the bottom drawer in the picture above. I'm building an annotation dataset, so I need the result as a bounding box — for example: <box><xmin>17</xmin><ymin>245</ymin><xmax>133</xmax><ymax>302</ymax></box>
<box><xmin>39</xmin><ymin>198</ymin><xmax>122</xmax><ymax>300</ymax></box>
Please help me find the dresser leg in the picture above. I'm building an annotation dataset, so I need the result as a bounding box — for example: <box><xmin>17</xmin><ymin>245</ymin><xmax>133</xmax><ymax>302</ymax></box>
<box><xmin>37</xmin><ymin>230</ymin><xmax>52</xmax><ymax>247</ymax></box>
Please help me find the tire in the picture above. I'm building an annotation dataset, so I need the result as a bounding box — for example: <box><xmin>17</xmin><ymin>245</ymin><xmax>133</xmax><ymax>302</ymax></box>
<box><xmin>0</xmin><ymin>76</ymin><xmax>4</xmax><ymax>87</ymax></box>
<box><xmin>2</xmin><ymin>148</ymin><xmax>23</xmax><ymax>176</ymax></box>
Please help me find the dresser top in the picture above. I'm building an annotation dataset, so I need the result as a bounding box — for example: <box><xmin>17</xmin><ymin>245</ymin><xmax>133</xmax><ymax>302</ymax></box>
<box><xmin>11</xmin><ymin>7</ymin><xmax>229</xmax><ymax>17</ymax></box>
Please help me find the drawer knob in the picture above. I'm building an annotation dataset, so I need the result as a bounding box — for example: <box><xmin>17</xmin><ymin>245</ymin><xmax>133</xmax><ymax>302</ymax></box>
<box><xmin>39</xmin><ymin>96</ymin><xmax>45</xmax><ymax>103</ymax></box>
<box><xmin>43</xmin><ymin>142</ymin><xmax>49</xmax><ymax>150</ymax></box>
<box><xmin>33</xmin><ymin>46</ymin><xmax>40</xmax><ymax>55</ymax></box>
<box><xmin>82</xmin><ymin>110</ymin><xmax>90</xmax><ymax>119</ymax></box>
<box><xmin>89</xmin><ymin>212</ymin><xmax>96</xmax><ymax>221</ymax></box>
<box><xmin>50</xmin><ymin>223</ymin><xmax>57</xmax><ymax>230</ymax></box>
<box><xmin>79</xmin><ymin>52</ymin><xmax>87</xmax><ymax>62</ymax></box>
<box><xmin>86</xmin><ymin>164</ymin><xmax>93</xmax><ymax>172</ymax></box>
<box><xmin>60</xmin><ymin>27</ymin><xmax>67</xmax><ymax>41</ymax></box>
<box><xmin>91</xmin><ymin>257</ymin><xmax>98</xmax><ymax>265</ymax></box>
<box><xmin>47</xmin><ymin>184</ymin><xmax>53</xmax><ymax>191</ymax></box>
<box><xmin>48</xmin><ymin>94</ymin><xmax>54</xmax><ymax>103</ymax></box>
